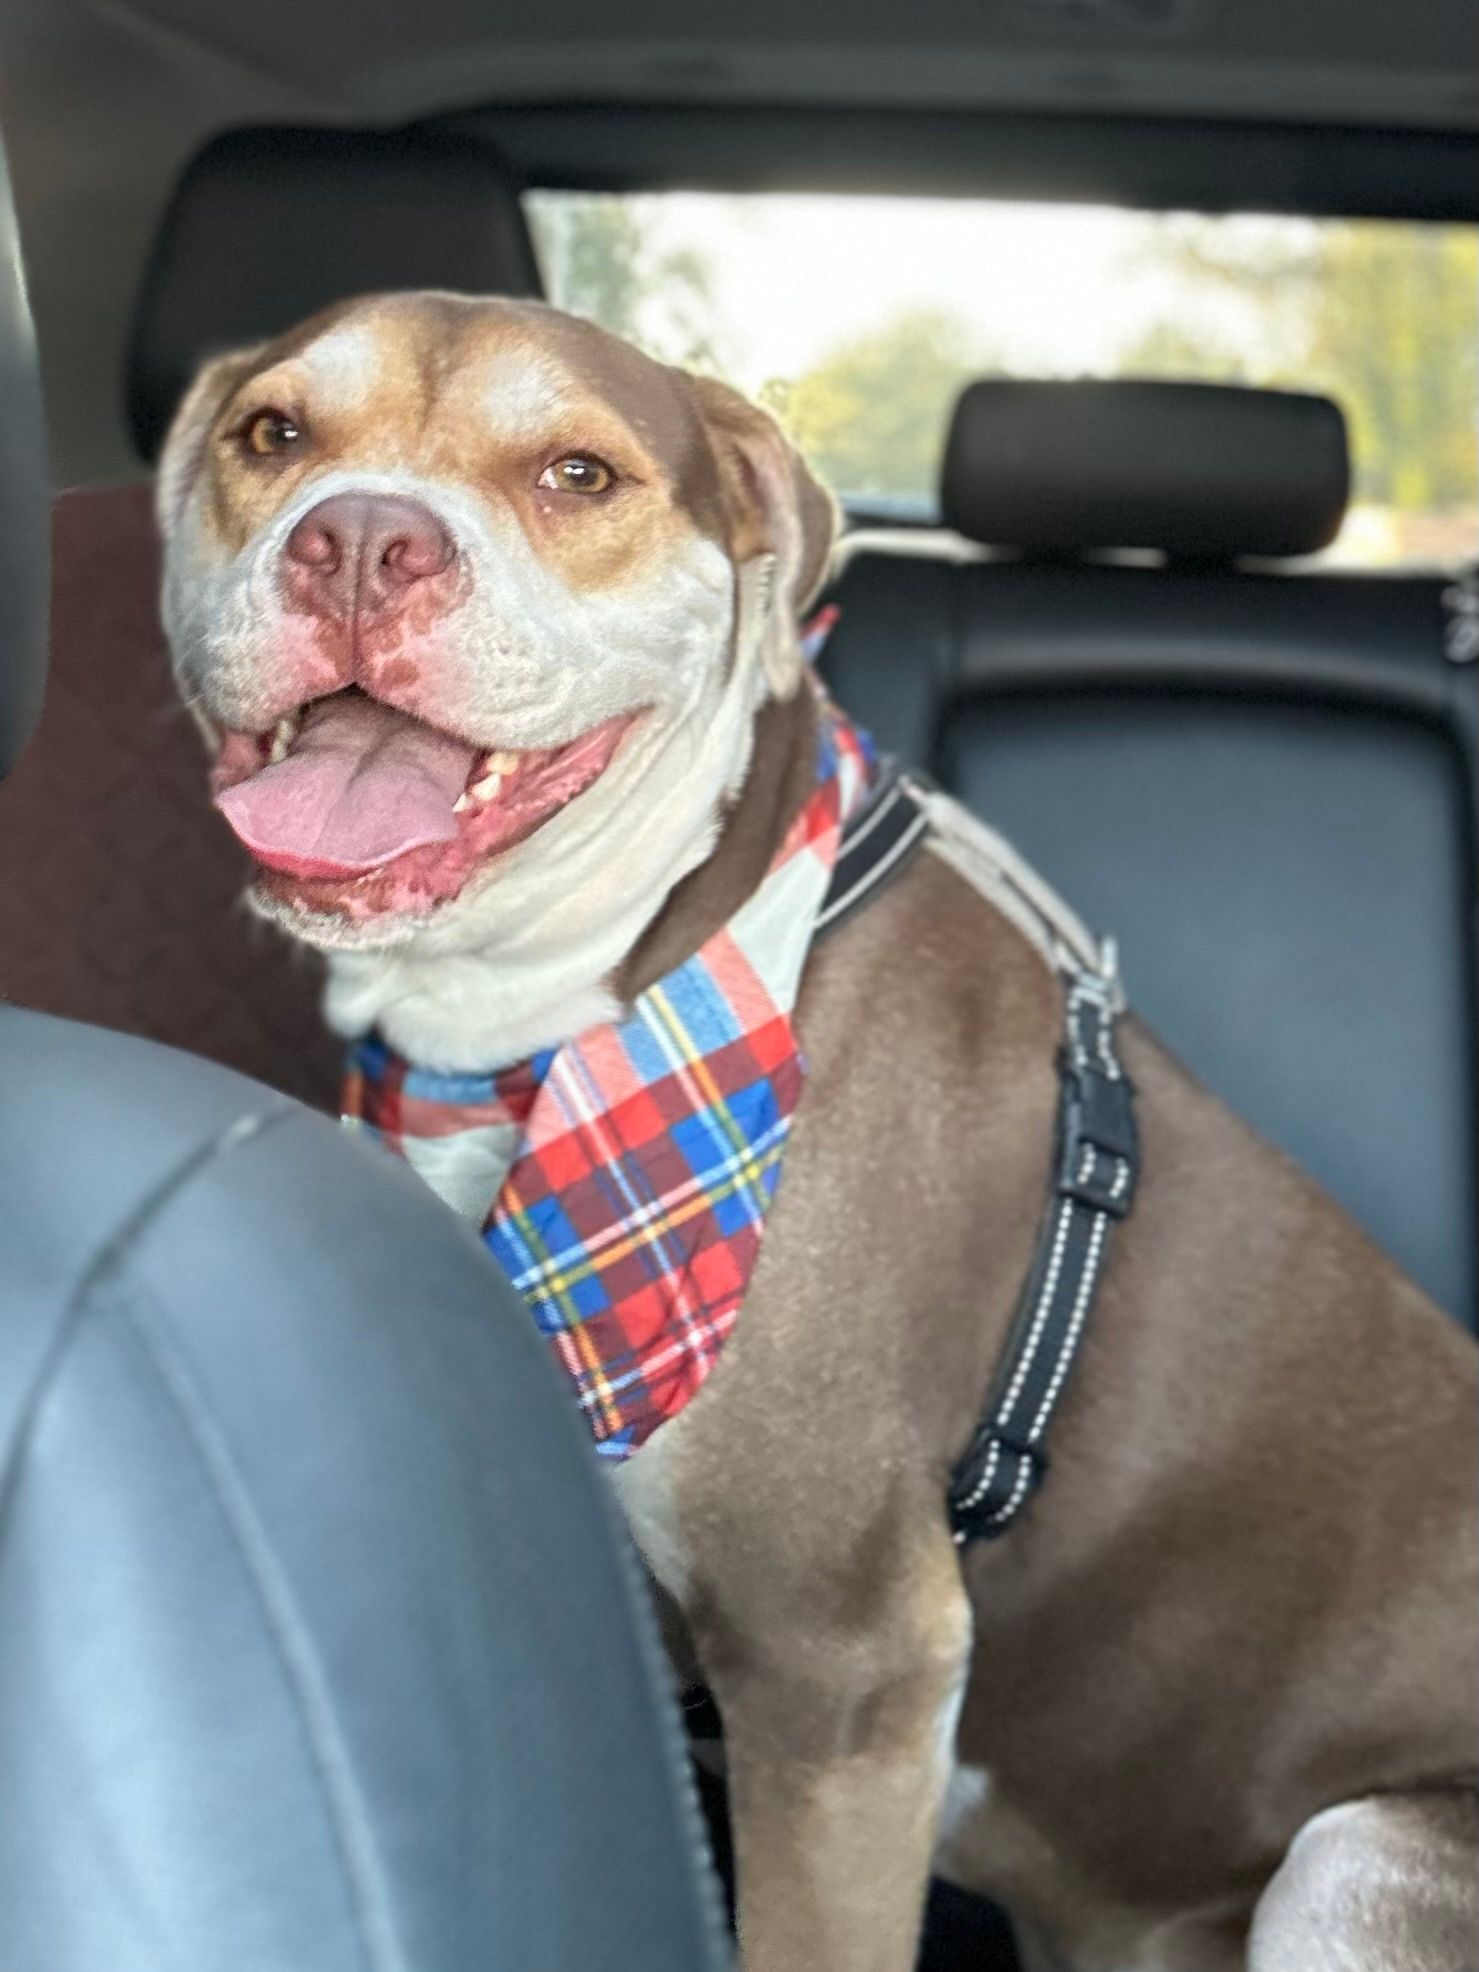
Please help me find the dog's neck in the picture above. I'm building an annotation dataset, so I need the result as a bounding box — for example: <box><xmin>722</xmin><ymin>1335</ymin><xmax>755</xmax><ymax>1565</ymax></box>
<box><xmin>614</xmin><ymin>685</ymin><xmax>819</xmax><ymax>1004</ymax></box>
<box><xmin>319</xmin><ymin>681</ymin><xmax>819</xmax><ymax>1073</ymax></box>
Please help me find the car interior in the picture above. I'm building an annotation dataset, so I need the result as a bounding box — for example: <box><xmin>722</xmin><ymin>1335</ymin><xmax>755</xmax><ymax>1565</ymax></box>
<box><xmin>0</xmin><ymin>0</ymin><xmax>1475</xmax><ymax>1964</ymax></box>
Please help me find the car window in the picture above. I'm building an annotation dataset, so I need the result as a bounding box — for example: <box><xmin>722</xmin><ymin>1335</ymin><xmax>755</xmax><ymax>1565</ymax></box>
<box><xmin>526</xmin><ymin>192</ymin><xmax>1478</xmax><ymax>571</ymax></box>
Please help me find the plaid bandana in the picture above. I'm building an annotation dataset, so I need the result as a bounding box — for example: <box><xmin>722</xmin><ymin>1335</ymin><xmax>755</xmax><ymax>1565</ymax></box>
<box><xmin>343</xmin><ymin>679</ymin><xmax>874</xmax><ymax>1461</ymax></box>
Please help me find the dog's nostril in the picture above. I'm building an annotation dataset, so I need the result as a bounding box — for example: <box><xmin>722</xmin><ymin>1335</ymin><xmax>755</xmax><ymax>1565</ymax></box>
<box><xmin>286</xmin><ymin>517</ymin><xmax>341</xmax><ymax>572</ymax></box>
<box><xmin>283</xmin><ymin>494</ymin><xmax>453</xmax><ymax>596</ymax></box>
<box><xmin>381</xmin><ymin>528</ymin><xmax>453</xmax><ymax>583</ymax></box>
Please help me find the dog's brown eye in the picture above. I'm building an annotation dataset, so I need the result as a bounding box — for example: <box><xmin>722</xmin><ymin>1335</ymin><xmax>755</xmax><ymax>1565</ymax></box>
<box><xmin>539</xmin><ymin>455</ymin><xmax>614</xmax><ymax>496</ymax></box>
<box><xmin>242</xmin><ymin>411</ymin><xmax>303</xmax><ymax>458</ymax></box>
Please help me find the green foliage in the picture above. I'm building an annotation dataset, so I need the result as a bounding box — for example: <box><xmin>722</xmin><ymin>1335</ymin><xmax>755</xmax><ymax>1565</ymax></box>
<box><xmin>1119</xmin><ymin>220</ymin><xmax>1479</xmax><ymax>512</ymax></box>
<box><xmin>1302</xmin><ymin>227</ymin><xmax>1477</xmax><ymax>510</ymax></box>
<box><xmin>528</xmin><ymin>193</ymin><xmax>1477</xmax><ymax>533</ymax></box>
<box><xmin>764</xmin><ymin>312</ymin><xmax>988</xmax><ymax>501</ymax></box>
<box><xmin>1114</xmin><ymin>319</ymin><xmax>1252</xmax><ymax>384</ymax></box>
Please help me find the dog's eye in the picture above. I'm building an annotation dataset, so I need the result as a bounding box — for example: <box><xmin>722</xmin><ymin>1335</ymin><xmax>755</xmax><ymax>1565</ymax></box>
<box><xmin>539</xmin><ymin>455</ymin><xmax>614</xmax><ymax>496</ymax></box>
<box><xmin>241</xmin><ymin>411</ymin><xmax>303</xmax><ymax>458</ymax></box>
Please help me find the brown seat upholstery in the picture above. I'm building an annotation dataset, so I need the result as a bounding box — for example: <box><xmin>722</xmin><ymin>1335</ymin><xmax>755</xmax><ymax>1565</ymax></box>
<box><xmin>0</xmin><ymin>485</ymin><xmax>341</xmax><ymax>1110</ymax></box>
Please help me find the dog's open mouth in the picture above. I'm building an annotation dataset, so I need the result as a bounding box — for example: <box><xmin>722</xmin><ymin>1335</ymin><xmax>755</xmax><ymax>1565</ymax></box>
<box><xmin>211</xmin><ymin>687</ymin><xmax>638</xmax><ymax>918</ymax></box>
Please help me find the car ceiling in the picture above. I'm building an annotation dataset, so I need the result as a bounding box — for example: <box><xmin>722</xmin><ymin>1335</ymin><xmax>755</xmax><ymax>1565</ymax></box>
<box><xmin>3</xmin><ymin>0</ymin><xmax>1477</xmax><ymax>486</ymax></box>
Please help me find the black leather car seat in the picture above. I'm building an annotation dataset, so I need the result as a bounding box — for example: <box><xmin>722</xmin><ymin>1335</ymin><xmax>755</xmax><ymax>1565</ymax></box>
<box><xmin>825</xmin><ymin>380</ymin><xmax>1478</xmax><ymax>1324</ymax></box>
<box><xmin>0</xmin><ymin>126</ymin><xmax>544</xmax><ymax>1110</ymax></box>
<box><xmin>127</xmin><ymin>125</ymin><xmax>543</xmax><ymax>463</ymax></box>
<box><xmin>0</xmin><ymin>126</ymin><xmax>722</xmax><ymax>1972</ymax></box>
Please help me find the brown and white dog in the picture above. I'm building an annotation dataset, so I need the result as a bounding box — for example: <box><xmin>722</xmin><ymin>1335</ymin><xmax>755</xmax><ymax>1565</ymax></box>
<box><xmin>157</xmin><ymin>292</ymin><xmax>1478</xmax><ymax>1972</ymax></box>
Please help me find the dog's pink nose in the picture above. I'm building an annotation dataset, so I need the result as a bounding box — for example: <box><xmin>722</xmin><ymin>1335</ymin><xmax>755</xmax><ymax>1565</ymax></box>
<box><xmin>284</xmin><ymin>494</ymin><xmax>454</xmax><ymax>614</ymax></box>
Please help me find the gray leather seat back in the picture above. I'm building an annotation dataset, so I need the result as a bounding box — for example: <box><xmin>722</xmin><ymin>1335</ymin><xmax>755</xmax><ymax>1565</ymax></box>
<box><xmin>0</xmin><ymin>1012</ymin><xmax>727</xmax><ymax>1972</ymax></box>
<box><xmin>826</xmin><ymin>383</ymin><xmax>1478</xmax><ymax>1324</ymax></box>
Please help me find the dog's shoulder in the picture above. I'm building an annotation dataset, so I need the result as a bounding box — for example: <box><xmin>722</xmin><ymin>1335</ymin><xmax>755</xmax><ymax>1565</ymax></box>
<box><xmin>797</xmin><ymin>812</ymin><xmax>1066</xmax><ymax>1099</ymax></box>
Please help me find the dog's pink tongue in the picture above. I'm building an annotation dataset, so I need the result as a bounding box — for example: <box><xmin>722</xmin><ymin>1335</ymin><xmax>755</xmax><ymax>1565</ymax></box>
<box><xmin>215</xmin><ymin>694</ymin><xmax>479</xmax><ymax>879</ymax></box>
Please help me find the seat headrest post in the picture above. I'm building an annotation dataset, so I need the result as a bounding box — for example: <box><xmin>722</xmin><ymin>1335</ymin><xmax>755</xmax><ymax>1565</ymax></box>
<box><xmin>127</xmin><ymin>125</ymin><xmax>543</xmax><ymax>463</ymax></box>
<box><xmin>0</xmin><ymin>128</ymin><xmax>49</xmax><ymax>777</ymax></box>
<box><xmin>941</xmin><ymin>379</ymin><xmax>1350</xmax><ymax>563</ymax></box>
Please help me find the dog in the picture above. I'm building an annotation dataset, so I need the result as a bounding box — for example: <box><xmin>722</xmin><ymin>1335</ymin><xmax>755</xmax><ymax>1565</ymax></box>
<box><xmin>157</xmin><ymin>292</ymin><xmax>1478</xmax><ymax>1972</ymax></box>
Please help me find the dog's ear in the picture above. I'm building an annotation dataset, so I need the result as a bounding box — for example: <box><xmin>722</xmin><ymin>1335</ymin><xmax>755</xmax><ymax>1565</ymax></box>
<box><xmin>689</xmin><ymin>375</ymin><xmax>838</xmax><ymax>699</ymax></box>
<box><xmin>154</xmin><ymin>344</ymin><xmax>267</xmax><ymax>539</ymax></box>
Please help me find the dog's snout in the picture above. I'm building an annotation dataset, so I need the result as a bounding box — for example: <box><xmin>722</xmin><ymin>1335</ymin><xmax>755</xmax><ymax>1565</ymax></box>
<box><xmin>284</xmin><ymin>494</ymin><xmax>455</xmax><ymax>614</ymax></box>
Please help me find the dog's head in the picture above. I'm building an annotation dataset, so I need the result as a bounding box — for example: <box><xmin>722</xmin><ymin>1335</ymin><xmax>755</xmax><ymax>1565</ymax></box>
<box><xmin>157</xmin><ymin>293</ymin><xmax>835</xmax><ymax>975</ymax></box>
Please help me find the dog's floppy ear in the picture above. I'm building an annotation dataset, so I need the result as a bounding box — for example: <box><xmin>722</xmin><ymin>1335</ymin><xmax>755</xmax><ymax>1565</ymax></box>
<box><xmin>689</xmin><ymin>375</ymin><xmax>838</xmax><ymax>699</ymax></box>
<box><xmin>154</xmin><ymin>344</ymin><xmax>267</xmax><ymax>539</ymax></box>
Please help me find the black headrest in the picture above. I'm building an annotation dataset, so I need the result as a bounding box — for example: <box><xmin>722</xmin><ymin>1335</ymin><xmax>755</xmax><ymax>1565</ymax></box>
<box><xmin>0</xmin><ymin>129</ymin><xmax>49</xmax><ymax>777</ymax></box>
<box><xmin>941</xmin><ymin>379</ymin><xmax>1350</xmax><ymax>562</ymax></box>
<box><xmin>128</xmin><ymin>126</ymin><xmax>543</xmax><ymax>463</ymax></box>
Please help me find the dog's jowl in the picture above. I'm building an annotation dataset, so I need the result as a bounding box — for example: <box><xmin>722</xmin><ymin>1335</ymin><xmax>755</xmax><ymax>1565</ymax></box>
<box><xmin>158</xmin><ymin>292</ymin><xmax>1479</xmax><ymax>1972</ymax></box>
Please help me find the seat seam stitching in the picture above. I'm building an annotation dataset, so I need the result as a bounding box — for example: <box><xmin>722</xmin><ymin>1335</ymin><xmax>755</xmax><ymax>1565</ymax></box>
<box><xmin>107</xmin><ymin>1262</ymin><xmax>399</xmax><ymax>1972</ymax></box>
<box><xmin>0</xmin><ymin>1101</ymin><xmax>295</xmax><ymax>1560</ymax></box>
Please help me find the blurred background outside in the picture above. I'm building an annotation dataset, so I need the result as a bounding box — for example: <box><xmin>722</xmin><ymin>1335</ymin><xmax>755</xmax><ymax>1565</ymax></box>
<box><xmin>529</xmin><ymin>192</ymin><xmax>1478</xmax><ymax>569</ymax></box>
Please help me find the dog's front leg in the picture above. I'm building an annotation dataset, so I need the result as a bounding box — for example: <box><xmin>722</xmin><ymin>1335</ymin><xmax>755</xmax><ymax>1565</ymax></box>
<box><xmin>700</xmin><ymin>1523</ymin><xmax>971</xmax><ymax>1972</ymax></box>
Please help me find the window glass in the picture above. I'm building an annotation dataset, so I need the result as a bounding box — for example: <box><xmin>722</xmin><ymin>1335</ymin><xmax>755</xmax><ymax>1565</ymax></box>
<box><xmin>526</xmin><ymin>192</ymin><xmax>1478</xmax><ymax>569</ymax></box>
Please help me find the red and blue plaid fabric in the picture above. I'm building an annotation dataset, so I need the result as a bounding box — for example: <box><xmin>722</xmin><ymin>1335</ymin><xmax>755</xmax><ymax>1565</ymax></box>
<box><xmin>343</xmin><ymin>681</ymin><xmax>874</xmax><ymax>1461</ymax></box>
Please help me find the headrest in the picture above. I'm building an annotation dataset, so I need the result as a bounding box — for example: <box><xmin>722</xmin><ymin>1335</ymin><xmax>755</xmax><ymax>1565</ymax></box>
<box><xmin>0</xmin><ymin>129</ymin><xmax>49</xmax><ymax>776</ymax></box>
<box><xmin>128</xmin><ymin>126</ymin><xmax>543</xmax><ymax>462</ymax></box>
<box><xmin>941</xmin><ymin>380</ymin><xmax>1350</xmax><ymax>562</ymax></box>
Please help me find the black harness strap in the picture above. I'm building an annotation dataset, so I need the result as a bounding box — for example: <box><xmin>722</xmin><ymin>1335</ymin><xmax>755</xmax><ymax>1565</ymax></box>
<box><xmin>948</xmin><ymin>961</ymin><xmax>1139</xmax><ymax>1543</ymax></box>
<box><xmin>817</xmin><ymin>760</ymin><xmax>933</xmax><ymax>935</ymax></box>
<box><xmin>815</xmin><ymin>764</ymin><xmax>1141</xmax><ymax>1548</ymax></box>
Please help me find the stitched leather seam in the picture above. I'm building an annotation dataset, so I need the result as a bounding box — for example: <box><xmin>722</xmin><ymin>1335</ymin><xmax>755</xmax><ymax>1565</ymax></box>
<box><xmin>110</xmin><ymin>1262</ymin><xmax>399</xmax><ymax>1972</ymax></box>
<box><xmin>0</xmin><ymin>1101</ymin><xmax>292</xmax><ymax>1556</ymax></box>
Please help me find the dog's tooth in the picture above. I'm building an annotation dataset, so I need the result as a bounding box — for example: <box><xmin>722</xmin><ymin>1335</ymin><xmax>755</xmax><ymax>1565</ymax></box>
<box><xmin>459</xmin><ymin>748</ymin><xmax>517</xmax><ymax>808</ymax></box>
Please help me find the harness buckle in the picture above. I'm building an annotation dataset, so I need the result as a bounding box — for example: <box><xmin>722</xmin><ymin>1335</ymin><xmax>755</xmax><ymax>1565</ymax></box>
<box><xmin>1058</xmin><ymin>992</ymin><xmax>1139</xmax><ymax>1219</ymax></box>
<box><xmin>1059</xmin><ymin>1078</ymin><xmax>1137</xmax><ymax>1216</ymax></box>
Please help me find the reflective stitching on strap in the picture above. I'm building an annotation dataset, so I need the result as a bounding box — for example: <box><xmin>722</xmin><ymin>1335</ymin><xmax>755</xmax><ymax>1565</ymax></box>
<box><xmin>815</xmin><ymin>761</ymin><xmax>933</xmax><ymax>937</ymax></box>
<box><xmin>816</xmin><ymin>807</ymin><xmax>931</xmax><ymax>932</ymax></box>
<box><xmin>831</xmin><ymin>779</ymin><xmax>905</xmax><ymax>858</ymax></box>
<box><xmin>1018</xmin><ymin>1208</ymin><xmax>1109</xmax><ymax>1452</ymax></box>
<box><xmin>982</xmin><ymin>1449</ymin><xmax>1035</xmax><ymax>1529</ymax></box>
<box><xmin>985</xmin><ymin>1196</ymin><xmax>1076</xmax><ymax>1439</ymax></box>
<box><xmin>802</xmin><ymin>762</ymin><xmax>1141</xmax><ymax>1550</ymax></box>
<box><xmin>948</xmin><ymin>936</ymin><xmax>1139</xmax><ymax>1547</ymax></box>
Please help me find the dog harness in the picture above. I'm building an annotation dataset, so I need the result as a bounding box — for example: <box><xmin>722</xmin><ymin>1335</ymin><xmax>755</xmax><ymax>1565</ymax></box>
<box><xmin>343</xmin><ymin>638</ymin><xmax>1139</xmax><ymax>1535</ymax></box>
<box><xmin>816</xmin><ymin>762</ymin><xmax>1142</xmax><ymax>1543</ymax></box>
<box><xmin>943</xmin><ymin>934</ymin><xmax>1137</xmax><ymax>1541</ymax></box>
